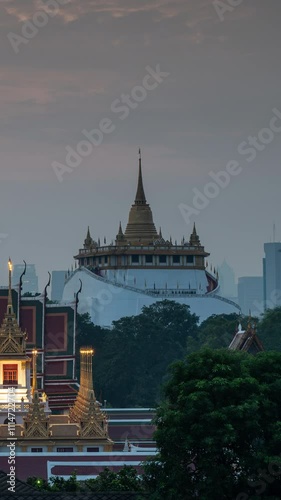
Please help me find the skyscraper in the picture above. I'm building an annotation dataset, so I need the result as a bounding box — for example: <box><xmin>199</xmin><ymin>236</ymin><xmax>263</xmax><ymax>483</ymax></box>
<box><xmin>263</xmin><ymin>242</ymin><xmax>281</xmax><ymax>310</ymax></box>
<box><xmin>51</xmin><ymin>270</ymin><xmax>67</xmax><ymax>302</ymax></box>
<box><xmin>12</xmin><ymin>264</ymin><xmax>39</xmax><ymax>295</ymax></box>
<box><xmin>238</xmin><ymin>277</ymin><xmax>263</xmax><ymax>317</ymax></box>
<box><xmin>218</xmin><ymin>260</ymin><xmax>237</xmax><ymax>298</ymax></box>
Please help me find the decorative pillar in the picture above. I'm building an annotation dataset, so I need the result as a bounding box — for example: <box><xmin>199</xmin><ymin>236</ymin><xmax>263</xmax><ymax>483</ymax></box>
<box><xmin>79</xmin><ymin>347</ymin><xmax>94</xmax><ymax>397</ymax></box>
<box><xmin>32</xmin><ymin>348</ymin><xmax>38</xmax><ymax>394</ymax></box>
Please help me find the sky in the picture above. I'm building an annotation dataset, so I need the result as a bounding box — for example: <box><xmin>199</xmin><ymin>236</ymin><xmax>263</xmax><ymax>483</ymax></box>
<box><xmin>0</xmin><ymin>0</ymin><xmax>281</xmax><ymax>289</ymax></box>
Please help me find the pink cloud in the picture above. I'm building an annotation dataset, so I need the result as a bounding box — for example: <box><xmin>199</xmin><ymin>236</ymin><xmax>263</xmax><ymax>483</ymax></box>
<box><xmin>3</xmin><ymin>0</ymin><xmax>215</xmax><ymax>24</ymax></box>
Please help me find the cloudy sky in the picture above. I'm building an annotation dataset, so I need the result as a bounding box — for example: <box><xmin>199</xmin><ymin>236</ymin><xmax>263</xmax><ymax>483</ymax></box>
<box><xmin>0</xmin><ymin>0</ymin><xmax>280</xmax><ymax>289</ymax></box>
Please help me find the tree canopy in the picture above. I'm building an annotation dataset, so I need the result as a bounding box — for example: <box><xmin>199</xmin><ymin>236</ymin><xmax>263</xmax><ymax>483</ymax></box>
<box><xmin>76</xmin><ymin>306</ymin><xmax>281</xmax><ymax>409</ymax></box>
<box><xmin>27</xmin><ymin>467</ymin><xmax>144</xmax><ymax>493</ymax></box>
<box><xmin>186</xmin><ymin>312</ymin><xmax>241</xmax><ymax>353</ymax></box>
<box><xmin>144</xmin><ymin>348</ymin><xmax>281</xmax><ymax>499</ymax></box>
<box><xmin>76</xmin><ymin>301</ymin><xmax>198</xmax><ymax>407</ymax></box>
<box><xmin>258</xmin><ymin>307</ymin><xmax>281</xmax><ymax>351</ymax></box>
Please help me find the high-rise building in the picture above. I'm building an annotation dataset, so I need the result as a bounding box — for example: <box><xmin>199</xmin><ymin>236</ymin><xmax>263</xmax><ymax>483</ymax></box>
<box><xmin>12</xmin><ymin>263</ymin><xmax>39</xmax><ymax>295</ymax></box>
<box><xmin>51</xmin><ymin>270</ymin><xmax>67</xmax><ymax>301</ymax></box>
<box><xmin>218</xmin><ymin>260</ymin><xmax>237</xmax><ymax>298</ymax></box>
<box><xmin>238</xmin><ymin>276</ymin><xmax>263</xmax><ymax>317</ymax></box>
<box><xmin>263</xmin><ymin>242</ymin><xmax>281</xmax><ymax>310</ymax></box>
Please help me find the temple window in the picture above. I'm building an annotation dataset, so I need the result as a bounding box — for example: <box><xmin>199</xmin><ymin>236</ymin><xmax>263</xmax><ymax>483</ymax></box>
<box><xmin>57</xmin><ymin>447</ymin><xmax>74</xmax><ymax>452</ymax></box>
<box><xmin>87</xmin><ymin>447</ymin><xmax>99</xmax><ymax>452</ymax></box>
<box><xmin>31</xmin><ymin>448</ymin><xmax>43</xmax><ymax>453</ymax></box>
<box><xmin>3</xmin><ymin>364</ymin><xmax>18</xmax><ymax>386</ymax></box>
<box><xmin>145</xmin><ymin>255</ymin><xmax>153</xmax><ymax>263</ymax></box>
<box><xmin>131</xmin><ymin>255</ymin><xmax>139</xmax><ymax>263</ymax></box>
<box><xmin>173</xmin><ymin>255</ymin><xmax>181</xmax><ymax>264</ymax></box>
<box><xmin>159</xmin><ymin>255</ymin><xmax>167</xmax><ymax>264</ymax></box>
<box><xmin>186</xmin><ymin>255</ymin><xmax>194</xmax><ymax>264</ymax></box>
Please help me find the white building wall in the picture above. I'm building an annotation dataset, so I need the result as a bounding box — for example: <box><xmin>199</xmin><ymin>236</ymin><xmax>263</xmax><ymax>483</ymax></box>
<box><xmin>63</xmin><ymin>269</ymin><xmax>240</xmax><ymax>326</ymax></box>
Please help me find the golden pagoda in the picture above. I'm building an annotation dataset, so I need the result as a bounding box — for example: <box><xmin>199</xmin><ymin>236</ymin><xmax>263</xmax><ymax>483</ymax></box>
<box><xmin>124</xmin><ymin>149</ymin><xmax>159</xmax><ymax>245</ymax></box>
<box><xmin>69</xmin><ymin>347</ymin><xmax>112</xmax><ymax>446</ymax></box>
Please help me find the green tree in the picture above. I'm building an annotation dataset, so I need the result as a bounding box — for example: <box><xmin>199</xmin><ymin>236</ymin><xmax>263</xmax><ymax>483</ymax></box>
<box><xmin>187</xmin><ymin>313</ymin><xmax>248</xmax><ymax>354</ymax></box>
<box><xmin>27</xmin><ymin>472</ymin><xmax>79</xmax><ymax>492</ymax></box>
<box><xmin>144</xmin><ymin>348</ymin><xmax>281</xmax><ymax>499</ymax></box>
<box><xmin>93</xmin><ymin>300</ymin><xmax>199</xmax><ymax>407</ymax></box>
<box><xmin>258</xmin><ymin>307</ymin><xmax>281</xmax><ymax>351</ymax></box>
<box><xmin>85</xmin><ymin>466</ymin><xmax>143</xmax><ymax>492</ymax></box>
<box><xmin>26</xmin><ymin>477</ymin><xmax>50</xmax><ymax>491</ymax></box>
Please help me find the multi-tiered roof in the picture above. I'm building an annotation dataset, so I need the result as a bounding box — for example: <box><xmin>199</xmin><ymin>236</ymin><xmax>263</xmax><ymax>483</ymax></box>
<box><xmin>75</xmin><ymin>152</ymin><xmax>213</xmax><ymax>279</ymax></box>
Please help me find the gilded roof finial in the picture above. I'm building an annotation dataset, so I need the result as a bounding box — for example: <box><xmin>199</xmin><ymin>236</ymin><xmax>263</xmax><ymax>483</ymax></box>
<box><xmin>189</xmin><ymin>223</ymin><xmax>201</xmax><ymax>246</ymax></box>
<box><xmin>8</xmin><ymin>258</ymin><xmax>13</xmax><ymax>313</ymax></box>
<box><xmin>116</xmin><ymin>221</ymin><xmax>125</xmax><ymax>243</ymax></box>
<box><xmin>32</xmin><ymin>348</ymin><xmax>38</xmax><ymax>394</ymax></box>
<box><xmin>118</xmin><ymin>221</ymin><xmax>123</xmax><ymax>236</ymax></box>
<box><xmin>135</xmin><ymin>149</ymin><xmax>146</xmax><ymax>205</ymax></box>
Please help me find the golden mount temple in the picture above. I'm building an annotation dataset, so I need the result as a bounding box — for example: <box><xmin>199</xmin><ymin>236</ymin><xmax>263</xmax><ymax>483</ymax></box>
<box><xmin>63</xmin><ymin>151</ymin><xmax>240</xmax><ymax>325</ymax></box>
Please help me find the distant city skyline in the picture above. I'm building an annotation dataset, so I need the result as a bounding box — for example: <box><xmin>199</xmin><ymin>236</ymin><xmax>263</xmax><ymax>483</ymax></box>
<box><xmin>0</xmin><ymin>1</ymin><xmax>281</xmax><ymax>289</ymax></box>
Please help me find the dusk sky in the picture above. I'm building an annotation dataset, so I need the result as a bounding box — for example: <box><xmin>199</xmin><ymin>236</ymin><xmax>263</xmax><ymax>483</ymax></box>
<box><xmin>0</xmin><ymin>0</ymin><xmax>281</xmax><ymax>289</ymax></box>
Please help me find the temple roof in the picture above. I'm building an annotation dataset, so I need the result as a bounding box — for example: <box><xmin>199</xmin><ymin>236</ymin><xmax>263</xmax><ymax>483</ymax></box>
<box><xmin>0</xmin><ymin>259</ymin><xmax>28</xmax><ymax>357</ymax></box>
<box><xmin>124</xmin><ymin>151</ymin><xmax>159</xmax><ymax>245</ymax></box>
<box><xmin>229</xmin><ymin>322</ymin><xmax>264</xmax><ymax>354</ymax></box>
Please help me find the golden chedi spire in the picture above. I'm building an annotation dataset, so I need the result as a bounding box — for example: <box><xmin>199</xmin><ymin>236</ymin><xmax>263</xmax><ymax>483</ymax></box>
<box><xmin>135</xmin><ymin>149</ymin><xmax>146</xmax><ymax>205</ymax></box>
<box><xmin>0</xmin><ymin>259</ymin><xmax>28</xmax><ymax>355</ymax></box>
<box><xmin>116</xmin><ymin>221</ymin><xmax>126</xmax><ymax>246</ymax></box>
<box><xmin>124</xmin><ymin>150</ymin><xmax>159</xmax><ymax>245</ymax></box>
<box><xmin>189</xmin><ymin>223</ymin><xmax>201</xmax><ymax>247</ymax></box>
<box><xmin>84</xmin><ymin>226</ymin><xmax>98</xmax><ymax>250</ymax></box>
<box><xmin>69</xmin><ymin>347</ymin><xmax>111</xmax><ymax>440</ymax></box>
<box><xmin>84</xmin><ymin>226</ymin><xmax>93</xmax><ymax>248</ymax></box>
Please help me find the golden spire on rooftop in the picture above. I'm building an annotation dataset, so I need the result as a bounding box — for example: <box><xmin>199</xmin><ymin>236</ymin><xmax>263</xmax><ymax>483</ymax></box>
<box><xmin>69</xmin><ymin>347</ymin><xmax>112</xmax><ymax>441</ymax></box>
<box><xmin>0</xmin><ymin>259</ymin><xmax>28</xmax><ymax>355</ymax></box>
<box><xmin>135</xmin><ymin>148</ymin><xmax>146</xmax><ymax>205</ymax></box>
<box><xmin>124</xmin><ymin>150</ymin><xmax>159</xmax><ymax>245</ymax></box>
<box><xmin>8</xmin><ymin>258</ymin><xmax>13</xmax><ymax>313</ymax></box>
<box><xmin>23</xmin><ymin>390</ymin><xmax>49</xmax><ymax>438</ymax></box>
<box><xmin>116</xmin><ymin>221</ymin><xmax>126</xmax><ymax>245</ymax></box>
<box><xmin>32</xmin><ymin>348</ymin><xmax>38</xmax><ymax>394</ymax></box>
<box><xmin>189</xmin><ymin>223</ymin><xmax>201</xmax><ymax>247</ymax></box>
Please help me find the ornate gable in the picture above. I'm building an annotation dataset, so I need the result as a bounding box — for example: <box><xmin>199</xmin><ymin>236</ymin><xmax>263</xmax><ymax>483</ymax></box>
<box><xmin>23</xmin><ymin>391</ymin><xmax>49</xmax><ymax>438</ymax></box>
